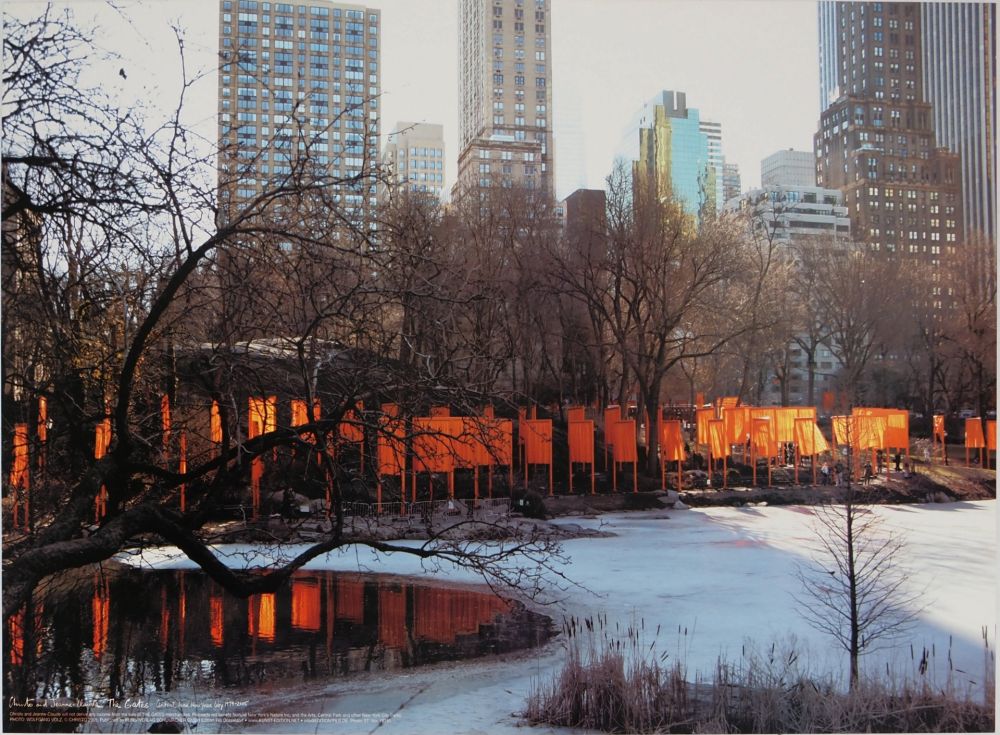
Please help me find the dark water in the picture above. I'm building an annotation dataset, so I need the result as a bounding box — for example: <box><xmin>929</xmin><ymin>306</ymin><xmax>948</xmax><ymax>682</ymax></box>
<box><xmin>3</xmin><ymin>568</ymin><xmax>552</xmax><ymax>731</ymax></box>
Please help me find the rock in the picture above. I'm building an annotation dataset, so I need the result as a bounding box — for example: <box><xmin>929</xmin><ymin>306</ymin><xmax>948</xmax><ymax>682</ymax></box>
<box><xmin>672</xmin><ymin>500</ymin><xmax>689</xmax><ymax>510</ymax></box>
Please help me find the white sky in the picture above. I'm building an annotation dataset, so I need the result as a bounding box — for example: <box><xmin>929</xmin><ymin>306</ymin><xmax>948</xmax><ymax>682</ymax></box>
<box><xmin>6</xmin><ymin>0</ymin><xmax>821</xmax><ymax>200</ymax></box>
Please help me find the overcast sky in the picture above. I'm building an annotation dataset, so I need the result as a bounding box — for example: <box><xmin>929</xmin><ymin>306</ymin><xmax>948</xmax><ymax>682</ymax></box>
<box><xmin>7</xmin><ymin>0</ymin><xmax>821</xmax><ymax>199</ymax></box>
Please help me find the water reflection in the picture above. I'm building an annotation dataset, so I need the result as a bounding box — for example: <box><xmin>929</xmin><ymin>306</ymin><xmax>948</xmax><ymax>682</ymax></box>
<box><xmin>3</xmin><ymin>568</ymin><xmax>552</xmax><ymax>727</ymax></box>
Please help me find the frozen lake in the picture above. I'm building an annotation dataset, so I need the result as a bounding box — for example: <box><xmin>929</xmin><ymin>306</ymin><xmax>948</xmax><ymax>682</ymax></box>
<box><xmin>115</xmin><ymin>500</ymin><xmax>996</xmax><ymax>734</ymax></box>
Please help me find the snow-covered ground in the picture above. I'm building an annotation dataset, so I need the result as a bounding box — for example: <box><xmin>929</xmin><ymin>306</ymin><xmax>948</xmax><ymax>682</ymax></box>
<box><xmin>118</xmin><ymin>500</ymin><xmax>997</xmax><ymax>734</ymax></box>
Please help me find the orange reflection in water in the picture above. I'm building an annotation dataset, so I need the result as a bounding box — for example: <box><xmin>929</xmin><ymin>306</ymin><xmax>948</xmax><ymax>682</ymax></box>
<box><xmin>378</xmin><ymin>587</ymin><xmax>407</xmax><ymax>649</ymax></box>
<box><xmin>210</xmin><ymin>595</ymin><xmax>224</xmax><ymax>648</ymax></box>
<box><xmin>291</xmin><ymin>578</ymin><xmax>321</xmax><ymax>632</ymax></box>
<box><xmin>159</xmin><ymin>587</ymin><xmax>170</xmax><ymax>652</ymax></box>
<box><xmin>9</xmin><ymin>609</ymin><xmax>24</xmax><ymax>665</ymax></box>
<box><xmin>336</xmin><ymin>579</ymin><xmax>364</xmax><ymax>623</ymax></box>
<box><xmin>92</xmin><ymin>587</ymin><xmax>109</xmax><ymax>660</ymax></box>
<box><xmin>248</xmin><ymin>593</ymin><xmax>276</xmax><ymax>642</ymax></box>
<box><xmin>413</xmin><ymin>588</ymin><xmax>508</xmax><ymax>644</ymax></box>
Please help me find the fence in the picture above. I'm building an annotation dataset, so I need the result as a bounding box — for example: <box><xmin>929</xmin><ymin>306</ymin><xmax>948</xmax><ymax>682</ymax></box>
<box><xmin>340</xmin><ymin>497</ymin><xmax>511</xmax><ymax>520</ymax></box>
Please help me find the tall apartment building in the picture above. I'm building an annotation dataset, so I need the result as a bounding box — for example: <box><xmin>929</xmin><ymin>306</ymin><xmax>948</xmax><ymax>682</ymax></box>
<box><xmin>382</xmin><ymin>122</ymin><xmax>446</xmax><ymax>199</ymax></box>
<box><xmin>620</xmin><ymin>90</ymin><xmax>717</xmax><ymax>220</ymax></box>
<box><xmin>761</xmin><ymin>149</ymin><xmax>815</xmax><ymax>188</ymax></box>
<box><xmin>456</xmin><ymin>0</ymin><xmax>554</xmax><ymax>199</ymax></box>
<box><xmin>217</xmin><ymin>0</ymin><xmax>381</xmax><ymax>225</ymax></box>
<box><xmin>921</xmin><ymin>3</ymin><xmax>996</xmax><ymax>241</ymax></box>
<box><xmin>722</xmin><ymin>161</ymin><xmax>742</xmax><ymax>204</ymax></box>
<box><xmin>815</xmin><ymin>2</ymin><xmax>962</xmax><ymax>270</ymax></box>
<box><xmin>700</xmin><ymin>119</ymin><xmax>725</xmax><ymax>213</ymax></box>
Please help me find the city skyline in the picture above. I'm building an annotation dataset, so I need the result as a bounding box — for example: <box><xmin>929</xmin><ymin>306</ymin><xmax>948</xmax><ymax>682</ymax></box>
<box><xmin>5</xmin><ymin>0</ymin><xmax>820</xmax><ymax>201</ymax></box>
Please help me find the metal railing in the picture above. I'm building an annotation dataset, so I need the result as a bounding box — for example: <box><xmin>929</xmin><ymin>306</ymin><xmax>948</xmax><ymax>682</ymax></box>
<box><xmin>340</xmin><ymin>497</ymin><xmax>511</xmax><ymax>519</ymax></box>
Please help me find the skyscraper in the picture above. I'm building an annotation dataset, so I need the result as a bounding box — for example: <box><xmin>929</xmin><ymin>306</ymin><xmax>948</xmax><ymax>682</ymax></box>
<box><xmin>456</xmin><ymin>0</ymin><xmax>554</xmax><ymax>198</ymax></box>
<box><xmin>700</xmin><ymin>119</ymin><xmax>725</xmax><ymax>211</ymax></box>
<box><xmin>921</xmin><ymin>2</ymin><xmax>996</xmax><ymax>241</ymax></box>
<box><xmin>815</xmin><ymin>2</ymin><xmax>962</xmax><ymax>269</ymax></box>
<box><xmin>621</xmin><ymin>90</ymin><xmax>715</xmax><ymax>220</ymax></box>
<box><xmin>818</xmin><ymin>0</ymin><xmax>840</xmax><ymax>112</ymax></box>
<box><xmin>217</xmin><ymin>0</ymin><xmax>381</xmax><ymax>225</ymax></box>
<box><xmin>382</xmin><ymin>122</ymin><xmax>446</xmax><ymax>199</ymax></box>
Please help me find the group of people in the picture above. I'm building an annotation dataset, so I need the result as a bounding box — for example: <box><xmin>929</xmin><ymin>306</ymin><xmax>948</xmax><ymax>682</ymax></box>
<box><xmin>818</xmin><ymin>460</ymin><xmax>847</xmax><ymax>486</ymax></box>
<box><xmin>819</xmin><ymin>451</ymin><xmax>915</xmax><ymax>487</ymax></box>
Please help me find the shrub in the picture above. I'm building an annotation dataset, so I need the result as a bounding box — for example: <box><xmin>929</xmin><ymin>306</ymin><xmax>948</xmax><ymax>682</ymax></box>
<box><xmin>512</xmin><ymin>489</ymin><xmax>547</xmax><ymax>519</ymax></box>
<box><xmin>525</xmin><ymin>618</ymin><xmax>995</xmax><ymax>733</ymax></box>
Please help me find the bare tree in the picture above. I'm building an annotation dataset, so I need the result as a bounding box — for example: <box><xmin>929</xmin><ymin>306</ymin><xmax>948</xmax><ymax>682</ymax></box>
<box><xmin>794</xmin><ymin>480</ymin><xmax>922</xmax><ymax>689</ymax></box>
<box><xmin>2</xmin><ymin>8</ymin><xmax>567</xmax><ymax>626</ymax></box>
<box><xmin>547</xmin><ymin>161</ymin><xmax>769</xmax><ymax>474</ymax></box>
<box><xmin>939</xmin><ymin>233</ymin><xmax>997</xmax><ymax>418</ymax></box>
<box><xmin>797</xmin><ymin>240</ymin><xmax>907</xmax><ymax>404</ymax></box>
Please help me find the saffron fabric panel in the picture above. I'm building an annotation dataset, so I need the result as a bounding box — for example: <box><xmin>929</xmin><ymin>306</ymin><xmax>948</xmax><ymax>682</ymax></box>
<box><xmin>965</xmin><ymin>417</ymin><xmax>986</xmax><ymax>448</ymax></box>
<box><xmin>708</xmin><ymin>419</ymin><xmax>729</xmax><ymax>458</ymax></box>
<box><xmin>660</xmin><ymin>420</ymin><xmax>686</xmax><ymax>462</ymax></box>
<box><xmin>524</xmin><ymin>419</ymin><xmax>553</xmax><ymax>465</ymax></box>
<box><xmin>613</xmin><ymin>420</ymin><xmax>638</xmax><ymax>462</ymax></box>
<box><xmin>568</xmin><ymin>420</ymin><xmax>595</xmax><ymax>464</ymax></box>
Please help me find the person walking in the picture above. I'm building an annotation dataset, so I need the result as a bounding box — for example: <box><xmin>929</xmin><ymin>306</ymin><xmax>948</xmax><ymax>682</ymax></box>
<box><xmin>820</xmin><ymin>461</ymin><xmax>831</xmax><ymax>485</ymax></box>
<box><xmin>863</xmin><ymin>460</ymin><xmax>874</xmax><ymax>485</ymax></box>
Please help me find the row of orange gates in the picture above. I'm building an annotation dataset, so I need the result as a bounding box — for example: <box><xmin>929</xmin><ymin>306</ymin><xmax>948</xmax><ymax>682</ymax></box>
<box><xmin>5</xmin><ymin>396</ymin><xmax>997</xmax><ymax>529</ymax></box>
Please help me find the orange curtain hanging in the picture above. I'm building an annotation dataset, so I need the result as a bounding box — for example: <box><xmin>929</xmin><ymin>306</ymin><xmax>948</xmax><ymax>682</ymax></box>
<box><xmin>210</xmin><ymin>400</ymin><xmax>223</xmax><ymax>444</ymax></box>
<box><xmin>604</xmin><ymin>406</ymin><xmax>621</xmax><ymax>442</ymax></box>
<box><xmin>794</xmin><ymin>418</ymin><xmax>815</xmax><ymax>456</ymax></box>
<box><xmin>36</xmin><ymin>396</ymin><xmax>47</xmax><ymax>472</ymax></box>
<box><xmin>178</xmin><ymin>431</ymin><xmax>187</xmax><ymax>512</ymax></box>
<box><xmin>568</xmin><ymin>420</ymin><xmax>595</xmax><ymax>464</ymax></box>
<box><xmin>987</xmin><ymin>420</ymin><xmax>996</xmax><ymax>451</ymax></box>
<box><xmin>750</xmin><ymin>418</ymin><xmax>776</xmax><ymax>458</ymax></box>
<box><xmin>9</xmin><ymin>424</ymin><xmax>30</xmax><ymax>529</ymax></box>
<box><xmin>523</xmin><ymin>418</ymin><xmax>553</xmax><ymax>494</ymax></box>
<box><xmin>161</xmin><ymin>393</ymin><xmax>171</xmax><ymax>452</ymax></box>
<box><xmin>9</xmin><ymin>424</ymin><xmax>29</xmax><ymax>490</ymax></box>
<box><xmin>832</xmin><ymin>415</ymin><xmax>852</xmax><ymax>447</ymax></box>
<box><xmin>568</xmin><ymin>419</ymin><xmax>595</xmax><ymax>495</ymax></box>
<box><xmin>378</xmin><ymin>406</ymin><xmax>406</xmax><ymax>478</ymax></box>
<box><xmin>339</xmin><ymin>404</ymin><xmax>364</xmax><ymax>444</ymax></box>
<box><xmin>566</xmin><ymin>406</ymin><xmax>586</xmax><ymax>422</ymax></box>
<box><xmin>965</xmin><ymin>418</ymin><xmax>986</xmax><ymax>448</ymax></box>
<box><xmin>696</xmin><ymin>407</ymin><xmax>715</xmax><ymax>446</ymax></box>
<box><xmin>707</xmin><ymin>419</ymin><xmax>729</xmax><ymax>458</ymax></box>
<box><xmin>94</xmin><ymin>417</ymin><xmax>112</xmax><ymax>522</ymax></box>
<box><xmin>412</xmin><ymin>417</ymin><xmax>458</xmax><ymax>473</ymax></box>
<box><xmin>723</xmin><ymin>407</ymin><xmax>749</xmax><ymax>447</ymax></box>
<box><xmin>660</xmin><ymin>420</ymin><xmax>686</xmax><ymax>462</ymax></box>
<box><xmin>612</xmin><ymin>419</ymin><xmax>638</xmax><ymax>493</ymax></box>
<box><xmin>247</xmin><ymin>397</ymin><xmax>268</xmax><ymax>519</ymax></box>
<box><xmin>933</xmin><ymin>414</ymin><xmax>946</xmax><ymax>440</ymax></box>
